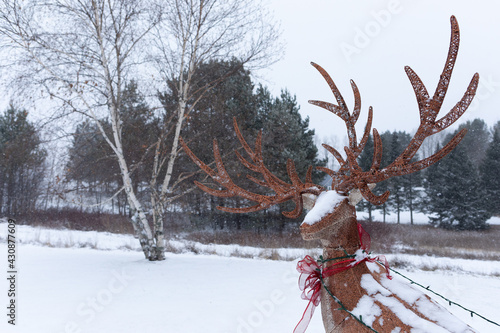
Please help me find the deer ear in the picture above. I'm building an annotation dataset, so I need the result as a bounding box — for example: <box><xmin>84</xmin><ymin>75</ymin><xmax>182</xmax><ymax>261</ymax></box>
<box><xmin>301</xmin><ymin>193</ymin><xmax>318</xmax><ymax>210</ymax></box>
<box><xmin>348</xmin><ymin>184</ymin><xmax>376</xmax><ymax>205</ymax></box>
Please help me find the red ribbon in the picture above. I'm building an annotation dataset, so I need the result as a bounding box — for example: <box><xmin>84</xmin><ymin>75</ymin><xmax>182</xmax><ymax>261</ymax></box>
<box><xmin>293</xmin><ymin>224</ymin><xmax>392</xmax><ymax>333</ymax></box>
<box><xmin>294</xmin><ymin>255</ymin><xmax>322</xmax><ymax>333</ymax></box>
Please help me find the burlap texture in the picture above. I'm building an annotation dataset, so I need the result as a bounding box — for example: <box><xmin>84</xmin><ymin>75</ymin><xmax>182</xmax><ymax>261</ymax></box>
<box><xmin>301</xmin><ymin>199</ymin><xmax>474</xmax><ymax>333</ymax></box>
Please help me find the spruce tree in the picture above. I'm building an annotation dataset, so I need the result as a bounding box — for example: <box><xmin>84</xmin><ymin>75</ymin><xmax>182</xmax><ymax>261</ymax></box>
<box><xmin>479</xmin><ymin>123</ymin><xmax>500</xmax><ymax>216</ymax></box>
<box><xmin>457</xmin><ymin>119</ymin><xmax>490</xmax><ymax>167</ymax></box>
<box><xmin>67</xmin><ymin>81</ymin><xmax>158</xmax><ymax>213</ymax></box>
<box><xmin>258</xmin><ymin>87</ymin><xmax>327</xmax><ymax>230</ymax></box>
<box><xmin>357</xmin><ymin>134</ymin><xmax>375</xmax><ymax>221</ymax></box>
<box><xmin>372</xmin><ymin>131</ymin><xmax>393</xmax><ymax>222</ymax></box>
<box><xmin>425</xmin><ymin>134</ymin><xmax>490</xmax><ymax>230</ymax></box>
<box><xmin>0</xmin><ymin>104</ymin><xmax>46</xmax><ymax>215</ymax></box>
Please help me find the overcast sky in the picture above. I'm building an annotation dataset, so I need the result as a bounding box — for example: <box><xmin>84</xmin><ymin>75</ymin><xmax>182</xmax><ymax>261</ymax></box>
<box><xmin>258</xmin><ymin>0</ymin><xmax>500</xmax><ymax>145</ymax></box>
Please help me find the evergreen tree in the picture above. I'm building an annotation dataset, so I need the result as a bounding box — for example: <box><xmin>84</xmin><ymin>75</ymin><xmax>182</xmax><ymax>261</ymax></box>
<box><xmin>404</xmin><ymin>170</ymin><xmax>423</xmax><ymax>225</ymax></box>
<box><xmin>425</xmin><ymin>134</ymin><xmax>490</xmax><ymax>230</ymax></box>
<box><xmin>361</xmin><ymin>130</ymin><xmax>423</xmax><ymax>223</ymax></box>
<box><xmin>172</xmin><ymin>60</ymin><xmax>260</xmax><ymax>230</ymax></box>
<box><xmin>388</xmin><ymin>131</ymin><xmax>423</xmax><ymax>224</ymax></box>
<box><xmin>387</xmin><ymin>131</ymin><xmax>407</xmax><ymax>223</ymax></box>
<box><xmin>66</xmin><ymin>81</ymin><xmax>158</xmax><ymax>213</ymax></box>
<box><xmin>479</xmin><ymin>122</ymin><xmax>500</xmax><ymax>216</ymax></box>
<box><xmin>259</xmin><ymin>87</ymin><xmax>325</xmax><ymax>184</ymax></box>
<box><xmin>0</xmin><ymin>104</ymin><xmax>46</xmax><ymax>215</ymax></box>
<box><xmin>67</xmin><ymin>121</ymin><xmax>115</xmax><ymax>183</ymax></box>
<box><xmin>357</xmin><ymin>134</ymin><xmax>375</xmax><ymax>221</ymax></box>
<box><xmin>371</xmin><ymin>131</ymin><xmax>395</xmax><ymax>222</ymax></box>
<box><xmin>457</xmin><ymin>119</ymin><xmax>490</xmax><ymax>167</ymax></box>
<box><xmin>258</xmin><ymin>87</ymin><xmax>327</xmax><ymax>230</ymax></box>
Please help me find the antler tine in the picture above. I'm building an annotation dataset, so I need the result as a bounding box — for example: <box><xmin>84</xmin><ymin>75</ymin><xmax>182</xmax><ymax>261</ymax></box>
<box><xmin>309</xmin><ymin>62</ymin><xmax>375</xmax><ymax>194</ymax></box>
<box><xmin>371</xmin><ymin>128</ymin><xmax>383</xmax><ymax>173</ymax></box>
<box><xmin>179</xmin><ymin>137</ymin><xmax>218</xmax><ymax>179</ymax></box>
<box><xmin>321</xmin><ymin>143</ymin><xmax>345</xmax><ymax>166</ymax></box>
<box><xmin>311</xmin><ymin>62</ymin><xmax>348</xmax><ymax>112</ymax></box>
<box><xmin>350</xmin><ymin>80</ymin><xmax>362</xmax><ymax>124</ymax></box>
<box><xmin>342</xmin><ymin>141</ymin><xmax>391</xmax><ymax>204</ymax></box>
<box><xmin>432</xmin><ymin>15</ymin><xmax>460</xmax><ymax>108</ymax></box>
<box><xmin>234</xmin><ymin>127</ymin><xmax>291</xmax><ymax>191</ymax></box>
<box><xmin>353</xmin><ymin>106</ymin><xmax>373</xmax><ymax>156</ymax></box>
<box><xmin>434</xmin><ymin>73</ymin><xmax>479</xmax><ymax>131</ymax></box>
<box><xmin>309</xmin><ymin>62</ymin><xmax>363</xmax><ymax>152</ymax></box>
<box><xmin>180</xmin><ymin>137</ymin><xmax>268</xmax><ymax>207</ymax></box>
<box><xmin>233</xmin><ymin>117</ymin><xmax>258</xmax><ymax>160</ymax></box>
<box><xmin>305</xmin><ymin>165</ymin><xmax>313</xmax><ymax>184</ymax></box>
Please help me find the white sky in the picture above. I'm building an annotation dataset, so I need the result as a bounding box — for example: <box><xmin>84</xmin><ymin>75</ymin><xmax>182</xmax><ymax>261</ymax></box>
<box><xmin>2</xmin><ymin>0</ymin><xmax>499</xmax><ymax>151</ymax></box>
<box><xmin>258</xmin><ymin>0</ymin><xmax>500</xmax><ymax>144</ymax></box>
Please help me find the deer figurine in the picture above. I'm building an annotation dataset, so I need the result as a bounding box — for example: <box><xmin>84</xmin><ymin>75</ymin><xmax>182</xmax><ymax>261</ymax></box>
<box><xmin>181</xmin><ymin>16</ymin><xmax>478</xmax><ymax>333</ymax></box>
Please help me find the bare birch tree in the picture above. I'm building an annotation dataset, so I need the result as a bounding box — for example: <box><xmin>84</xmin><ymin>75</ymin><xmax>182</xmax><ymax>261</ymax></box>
<box><xmin>0</xmin><ymin>0</ymin><xmax>280</xmax><ymax>260</ymax></box>
<box><xmin>147</xmin><ymin>0</ymin><xmax>281</xmax><ymax>259</ymax></box>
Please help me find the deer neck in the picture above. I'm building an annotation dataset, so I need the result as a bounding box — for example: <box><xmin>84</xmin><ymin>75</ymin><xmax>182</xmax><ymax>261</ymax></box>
<box><xmin>322</xmin><ymin>206</ymin><xmax>359</xmax><ymax>259</ymax></box>
<box><xmin>303</xmin><ymin>199</ymin><xmax>361</xmax><ymax>257</ymax></box>
<box><xmin>315</xmin><ymin>201</ymin><xmax>370</xmax><ymax>332</ymax></box>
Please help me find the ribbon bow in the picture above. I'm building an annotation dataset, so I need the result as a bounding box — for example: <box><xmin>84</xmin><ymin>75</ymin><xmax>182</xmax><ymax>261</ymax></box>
<box><xmin>294</xmin><ymin>255</ymin><xmax>322</xmax><ymax>333</ymax></box>
<box><xmin>293</xmin><ymin>224</ymin><xmax>392</xmax><ymax>333</ymax></box>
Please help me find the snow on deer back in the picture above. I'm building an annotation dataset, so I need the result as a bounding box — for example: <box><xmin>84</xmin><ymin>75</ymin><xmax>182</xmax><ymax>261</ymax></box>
<box><xmin>181</xmin><ymin>15</ymin><xmax>478</xmax><ymax>333</ymax></box>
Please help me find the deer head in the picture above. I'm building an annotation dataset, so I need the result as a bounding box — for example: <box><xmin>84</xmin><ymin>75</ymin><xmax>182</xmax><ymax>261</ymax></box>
<box><xmin>180</xmin><ymin>16</ymin><xmax>478</xmax><ymax>247</ymax></box>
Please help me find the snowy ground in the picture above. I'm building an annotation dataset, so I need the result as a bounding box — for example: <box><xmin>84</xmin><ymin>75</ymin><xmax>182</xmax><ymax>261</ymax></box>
<box><xmin>0</xmin><ymin>224</ymin><xmax>500</xmax><ymax>332</ymax></box>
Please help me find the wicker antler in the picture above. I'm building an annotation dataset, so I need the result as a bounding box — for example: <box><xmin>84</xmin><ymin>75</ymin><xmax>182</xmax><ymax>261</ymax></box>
<box><xmin>311</xmin><ymin>15</ymin><xmax>479</xmax><ymax>205</ymax></box>
<box><xmin>182</xmin><ymin>16</ymin><xmax>477</xmax><ymax>214</ymax></box>
<box><xmin>179</xmin><ymin>118</ymin><xmax>323</xmax><ymax>218</ymax></box>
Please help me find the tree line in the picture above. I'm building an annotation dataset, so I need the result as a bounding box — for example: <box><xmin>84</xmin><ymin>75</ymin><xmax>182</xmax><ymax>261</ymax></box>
<box><xmin>357</xmin><ymin>118</ymin><xmax>500</xmax><ymax>230</ymax></box>
<box><xmin>3</xmin><ymin>69</ymin><xmax>500</xmax><ymax>233</ymax></box>
<box><xmin>64</xmin><ymin>60</ymin><xmax>326</xmax><ymax>232</ymax></box>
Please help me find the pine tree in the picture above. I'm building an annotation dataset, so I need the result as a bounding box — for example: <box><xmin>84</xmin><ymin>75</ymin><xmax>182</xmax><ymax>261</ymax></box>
<box><xmin>258</xmin><ymin>87</ymin><xmax>327</xmax><ymax>230</ymax></box>
<box><xmin>479</xmin><ymin>122</ymin><xmax>500</xmax><ymax>216</ymax></box>
<box><xmin>425</xmin><ymin>134</ymin><xmax>490</xmax><ymax>230</ymax></box>
<box><xmin>457</xmin><ymin>119</ymin><xmax>490</xmax><ymax>167</ymax></box>
<box><xmin>259</xmin><ymin>88</ymin><xmax>326</xmax><ymax>184</ymax></box>
<box><xmin>67</xmin><ymin>81</ymin><xmax>157</xmax><ymax>213</ymax></box>
<box><xmin>0</xmin><ymin>104</ymin><xmax>46</xmax><ymax>215</ymax></box>
<box><xmin>357</xmin><ymin>134</ymin><xmax>375</xmax><ymax>221</ymax></box>
<box><xmin>171</xmin><ymin>60</ymin><xmax>259</xmax><ymax>230</ymax></box>
<box><xmin>404</xmin><ymin>171</ymin><xmax>423</xmax><ymax>225</ymax></box>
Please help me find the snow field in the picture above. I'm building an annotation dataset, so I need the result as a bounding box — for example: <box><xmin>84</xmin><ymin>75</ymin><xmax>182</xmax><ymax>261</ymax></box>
<box><xmin>0</xmin><ymin>223</ymin><xmax>499</xmax><ymax>332</ymax></box>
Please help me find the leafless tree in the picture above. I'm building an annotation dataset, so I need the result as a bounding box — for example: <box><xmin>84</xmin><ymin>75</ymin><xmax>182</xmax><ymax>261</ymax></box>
<box><xmin>0</xmin><ymin>0</ymin><xmax>281</xmax><ymax>260</ymax></box>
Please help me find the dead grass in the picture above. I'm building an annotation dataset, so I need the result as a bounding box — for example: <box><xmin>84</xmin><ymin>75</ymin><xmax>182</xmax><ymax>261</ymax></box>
<box><xmin>183</xmin><ymin>222</ymin><xmax>500</xmax><ymax>261</ymax></box>
<box><xmin>360</xmin><ymin>221</ymin><xmax>500</xmax><ymax>260</ymax></box>
<box><xmin>16</xmin><ymin>208</ymin><xmax>134</xmax><ymax>234</ymax></box>
<box><xmin>13</xmin><ymin>209</ymin><xmax>500</xmax><ymax>261</ymax></box>
<box><xmin>184</xmin><ymin>229</ymin><xmax>321</xmax><ymax>250</ymax></box>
